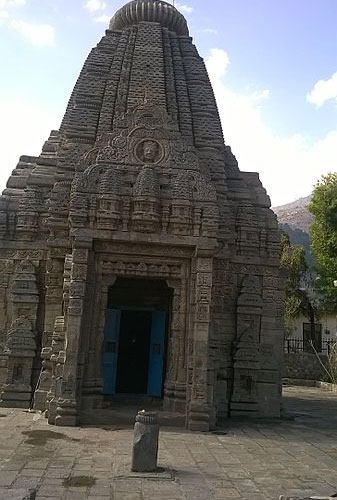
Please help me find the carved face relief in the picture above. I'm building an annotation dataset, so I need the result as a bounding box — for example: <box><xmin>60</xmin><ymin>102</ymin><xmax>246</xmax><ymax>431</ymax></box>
<box><xmin>135</xmin><ymin>139</ymin><xmax>163</xmax><ymax>164</ymax></box>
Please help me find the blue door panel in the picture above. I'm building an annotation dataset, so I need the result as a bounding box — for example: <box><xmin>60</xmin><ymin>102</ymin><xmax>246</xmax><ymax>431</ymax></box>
<box><xmin>147</xmin><ymin>311</ymin><xmax>166</xmax><ymax>397</ymax></box>
<box><xmin>103</xmin><ymin>309</ymin><xmax>120</xmax><ymax>395</ymax></box>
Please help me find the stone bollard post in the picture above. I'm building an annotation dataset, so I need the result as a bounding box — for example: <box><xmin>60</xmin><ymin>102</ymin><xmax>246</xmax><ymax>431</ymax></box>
<box><xmin>131</xmin><ymin>411</ymin><xmax>159</xmax><ymax>472</ymax></box>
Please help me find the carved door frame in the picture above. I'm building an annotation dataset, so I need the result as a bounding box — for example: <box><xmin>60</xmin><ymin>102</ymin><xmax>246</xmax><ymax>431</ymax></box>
<box><xmin>89</xmin><ymin>250</ymin><xmax>190</xmax><ymax>412</ymax></box>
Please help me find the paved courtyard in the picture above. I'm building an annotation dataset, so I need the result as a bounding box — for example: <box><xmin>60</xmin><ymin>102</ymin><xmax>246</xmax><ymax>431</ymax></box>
<box><xmin>1</xmin><ymin>386</ymin><xmax>337</xmax><ymax>499</ymax></box>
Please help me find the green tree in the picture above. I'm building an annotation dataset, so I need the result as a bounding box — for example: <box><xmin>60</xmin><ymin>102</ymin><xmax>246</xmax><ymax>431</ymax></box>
<box><xmin>309</xmin><ymin>172</ymin><xmax>337</xmax><ymax>306</ymax></box>
<box><xmin>280</xmin><ymin>233</ymin><xmax>318</xmax><ymax>336</ymax></box>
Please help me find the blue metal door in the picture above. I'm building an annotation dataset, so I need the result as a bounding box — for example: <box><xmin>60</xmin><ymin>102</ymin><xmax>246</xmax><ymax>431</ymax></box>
<box><xmin>147</xmin><ymin>311</ymin><xmax>166</xmax><ymax>397</ymax></box>
<box><xmin>103</xmin><ymin>309</ymin><xmax>120</xmax><ymax>395</ymax></box>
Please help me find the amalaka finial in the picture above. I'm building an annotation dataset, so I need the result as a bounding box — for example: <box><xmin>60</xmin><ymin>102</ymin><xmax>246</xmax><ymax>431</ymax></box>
<box><xmin>109</xmin><ymin>0</ymin><xmax>189</xmax><ymax>36</ymax></box>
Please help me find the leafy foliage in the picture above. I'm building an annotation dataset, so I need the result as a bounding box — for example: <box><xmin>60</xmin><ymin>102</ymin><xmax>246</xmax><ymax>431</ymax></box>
<box><xmin>280</xmin><ymin>232</ymin><xmax>321</xmax><ymax>338</ymax></box>
<box><xmin>280</xmin><ymin>233</ymin><xmax>309</xmax><ymax>335</ymax></box>
<box><xmin>280</xmin><ymin>233</ymin><xmax>307</xmax><ymax>289</ymax></box>
<box><xmin>279</xmin><ymin>222</ymin><xmax>314</xmax><ymax>265</ymax></box>
<box><xmin>309</xmin><ymin>173</ymin><xmax>337</xmax><ymax>306</ymax></box>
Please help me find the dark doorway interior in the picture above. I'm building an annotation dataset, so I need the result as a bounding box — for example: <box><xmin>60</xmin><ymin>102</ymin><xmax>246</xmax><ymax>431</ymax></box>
<box><xmin>104</xmin><ymin>278</ymin><xmax>172</xmax><ymax>397</ymax></box>
<box><xmin>107</xmin><ymin>278</ymin><xmax>172</xmax><ymax>310</ymax></box>
<box><xmin>116</xmin><ymin>310</ymin><xmax>152</xmax><ymax>394</ymax></box>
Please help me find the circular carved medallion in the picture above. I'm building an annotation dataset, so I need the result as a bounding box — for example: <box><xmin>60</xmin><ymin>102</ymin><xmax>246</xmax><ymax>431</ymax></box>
<box><xmin>135</xmin><ymin>139</ymin><xmax>164</xmax><ymax>164</ymax></box>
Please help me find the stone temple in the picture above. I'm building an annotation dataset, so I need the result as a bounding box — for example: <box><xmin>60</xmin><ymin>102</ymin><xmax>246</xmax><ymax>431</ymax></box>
<box><xmin>0</xmin><ymin>0</ymin><xmax>284</xmax><ymax>431</ymax></box>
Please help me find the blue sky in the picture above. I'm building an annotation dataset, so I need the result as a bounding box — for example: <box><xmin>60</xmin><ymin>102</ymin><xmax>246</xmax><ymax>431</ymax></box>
<box><xmin>0</xmin><ymin>0</ymin><xmax>337</xmax><ymax>206</ymax></box>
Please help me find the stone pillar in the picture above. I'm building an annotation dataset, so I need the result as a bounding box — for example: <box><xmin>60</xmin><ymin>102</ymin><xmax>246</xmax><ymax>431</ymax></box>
<box><xmin>188</xmin><ymin>255</ymin><xmax>214</xmax><ymax>432</ymax></box>
<box><xmin>55</xmin><ymin>239</ymin><xmax>92</xmax><ymax>426</ymax></box>
<box><xmin>89</xmin><ymin>281</ymin><xmax>110</xmax><ymax>402</ymax></box>
<box><xmin>0</xmin><ymin>259</ymin><xmax>39</xmax><ymax>407</ymax></box>
<box><xmin>80</xmin><ymin>266</ymin><xmax>113</xmax><ymax>410</ymax></box>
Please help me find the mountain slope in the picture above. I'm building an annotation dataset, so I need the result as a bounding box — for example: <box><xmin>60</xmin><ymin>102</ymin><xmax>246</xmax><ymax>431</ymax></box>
<box><xmin>273</xmin><ymin>195</ymin><xmax>313</xmax><ymax>233</ymax></box>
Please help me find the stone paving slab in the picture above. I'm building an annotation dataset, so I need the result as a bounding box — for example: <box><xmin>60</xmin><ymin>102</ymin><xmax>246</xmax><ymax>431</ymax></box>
<box><xmin>1</xmin><ymin>387</ymin><xmax>337</xmax><ymax>499</ymax></box>
<box><xmin>0</xmin><ymin>489</ymin><xmax>36</xmax><ymax>500</ymax></box>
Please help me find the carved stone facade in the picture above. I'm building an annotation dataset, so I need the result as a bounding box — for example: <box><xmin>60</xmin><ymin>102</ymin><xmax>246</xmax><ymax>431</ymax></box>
<box><xmin>0</xmin><ymin>0</ymin><xmax>284</xmax><ymax>430</ymax></box>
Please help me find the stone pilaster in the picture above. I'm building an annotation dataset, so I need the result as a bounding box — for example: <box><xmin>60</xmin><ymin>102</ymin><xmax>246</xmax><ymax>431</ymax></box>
<box><xmin>46</xmin><ymin>255</ymin><xmax>72</xmax><ymax>422</ymax></box>
<box><xmin>188</xmin><ymin>255</ymin><xmax>214</xmax><ymax>432</ymax></box>
<box><xmin>230</xmin><ymin>276</ymin><xmax>263</xmax><ymax>417</ymax></box>
<box><xmin>32</xmin><ymin>251</ymin><xmax>65</xmax><ymax>411</ymax></box>
<box><xmin>163</xmin><ymin>279</ymin><xmax>187</xmax><ymax>414</ymax></box>
<box><xmin>55</xmin><ymin>240</ymin><xmax>92</xmax><ymax>426</ymax></box>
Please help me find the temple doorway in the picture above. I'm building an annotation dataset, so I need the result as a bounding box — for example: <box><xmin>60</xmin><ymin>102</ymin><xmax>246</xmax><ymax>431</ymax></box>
<box><xmin>102</xmin><ymin>278</ymin><xmax>171</xmax><ymax>398</ymax></box>
<box><xmin>117</xmin><ymin>310</ymin><xmax>152</xmax><ymax>394</ymax></box>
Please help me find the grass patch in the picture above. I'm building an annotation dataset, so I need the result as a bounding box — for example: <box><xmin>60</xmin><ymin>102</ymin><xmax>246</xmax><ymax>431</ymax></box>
<box><xmin>63</xmin><ymin>475</ymin><xmax>96</xmax><ymax>488</ymax></box>
<box><xmin>22</xmin><ymin>430</ymin><xmax>80</xmax><ymax>446</ymax></box>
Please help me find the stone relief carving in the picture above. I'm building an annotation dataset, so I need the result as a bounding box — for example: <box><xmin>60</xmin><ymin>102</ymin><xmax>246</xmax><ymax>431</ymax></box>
<box><xmin>173</xmin><ymin>171</ymin><xmax>217</xmax><ymax>202</ymax></box>
<box><xmin>65</xmin><ymin>100</ymin><xmax>220</xmax><ymax>237</ymax></box>
<box><xmin>133</xmin><ymin>166</ymin><xmax>159</xmax><ymax>197</ymax></box>
<box><xmin>102</xmin><ymin>260</ymin><xmax>181</xmax><ymax>278</ymax></box>
<box><xmin>97</xmin><ymin>134</ymin><xmax>128</xmax><ymax>163</ymax></box>
<box><xmin>134</xmin><ymin>139</ymin><xmax>164</xmax><ymax>164</ymax></box>
<box><xmin>76</xmin><ymin>101</ymin><xmax>200</xmax><ymax>174</ymax></box>
<box><xmin>5</xmin><ymin>317</ymin><xmax>36</xmax><ymax>353</ymax></box>
<box><xmin>170</xmin><ymin>141</ymin><xmax>199</xmax><ymax>170</ymax></box>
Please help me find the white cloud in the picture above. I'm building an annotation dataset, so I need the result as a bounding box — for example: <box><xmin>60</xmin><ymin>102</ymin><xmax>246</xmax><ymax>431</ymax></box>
<box><xmin>175</xmin><ymin>3</ymin><xmax>193</xmax><ymax>14</ymax></box>
<box><xmin>0</xmin><ymin>0</ymin><xmax>25</xmax><ymax>7</ymax></box>
<box><xmin>0</xmin><ymin>10</ymin><xmax>9</xmax><ymax>23</ymax></box>
<box><xmin>307</xmin><ymin>71</ymin><xmax>337</xmax><ymax>107</ymax></box>
<box><xmin>206</xmin><ymin>48</ymin><xmax>230</xmax><ymax>81</ymax></box>
<box><xmin>0</xmin><ymin>0</ymin><xmax>24</xmax><ymax>24</ymax></box>
<box><xmin>94</xmin><ymin>14</ymin><xmax>110</xmax><ymax>23</ymax></box>
<box><xmin>0</xmin><ymin>97</ymin><xmax>61</xmax><ymax>192</ymax></box>
<box><xmin>10</xmin><ymin>20</ymin><xmax>56</xmax><ymax>47</ymax></box>
<box><xmin>206</xmin><ymin>48</ymin><xmax>337</xmax><ymax>206</ymax></box>
<box><xmin>84</xmin><ymin>0</ymin><xmax>106</xmax><ymax>12</ymax></box>
<box><xmin>200</xmin><ymin>28</ymin><xmax>218</xmax><ymax>35</ymax></box>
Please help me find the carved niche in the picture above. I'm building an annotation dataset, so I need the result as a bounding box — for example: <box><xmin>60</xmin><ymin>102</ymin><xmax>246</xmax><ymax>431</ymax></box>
<box><xmin>11</xmin><ymin>258</ymin><xmax>39</xmax><ymax>321</ymax></box>
<box><xmin>0</xmin><ymin>316</ymin><xmax>37</xmax><ymax>408</ymax></box>
<box><xmin>4</xmin><ymin>317</ymin><xmax>36</xmax><ymax>355</ymax></box>
<box><xmin>16</xmin><ymin>188</ymin><xmax>44</xmax><ymax>240</ymax></box>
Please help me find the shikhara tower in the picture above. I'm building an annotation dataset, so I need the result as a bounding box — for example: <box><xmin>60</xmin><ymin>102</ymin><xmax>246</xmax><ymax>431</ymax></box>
<box><xmin>0</xmin><ymin>0</ymin><xmax>284</xmax><ymax>430</ymax></box>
